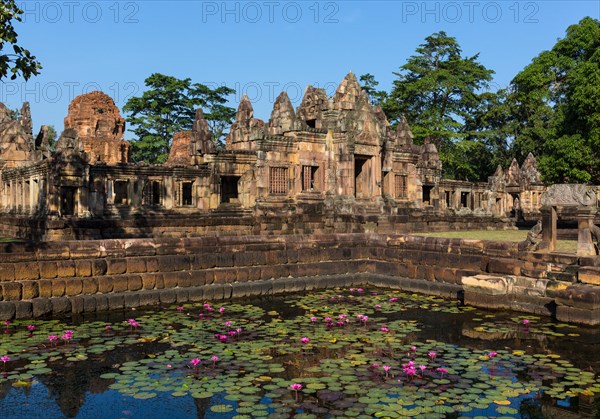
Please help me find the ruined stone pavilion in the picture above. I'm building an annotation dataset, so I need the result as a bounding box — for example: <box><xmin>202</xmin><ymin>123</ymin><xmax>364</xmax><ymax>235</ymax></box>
<box><xmin>0</xmin><ymin>73</ymin><xmax>545</xmax><ymax>240</ymax></box>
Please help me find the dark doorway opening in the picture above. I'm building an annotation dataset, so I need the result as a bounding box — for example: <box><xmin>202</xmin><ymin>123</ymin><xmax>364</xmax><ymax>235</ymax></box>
<box><xmin>354</xmin><ymin>156</ymin><xmax>370</xmax><ymax>198</ymax></box>
<box><xmin>422</xmin><ymin>185</ymin><xmax>433</xmax><ymax>205</ymax></box>
<box><xmin>60</xmin><ymin>187</ymin><xmax>76</xmax><ymax>216</ymax></box>
<box><xmin>221</xmin><ymin>176</ymin><xmax>240</xmax><ymax>203</ymax></box>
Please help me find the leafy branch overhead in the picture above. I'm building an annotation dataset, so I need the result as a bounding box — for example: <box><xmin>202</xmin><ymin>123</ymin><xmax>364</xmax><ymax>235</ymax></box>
<box><xmin>0</xmin><ymin>0</ymin><xmax>42</xmax><ymax>81</ymax></box>
<box><xmin>123</xmin><ymin>74</ymin><xmax>235</xmax><ymax>164</ymax></box>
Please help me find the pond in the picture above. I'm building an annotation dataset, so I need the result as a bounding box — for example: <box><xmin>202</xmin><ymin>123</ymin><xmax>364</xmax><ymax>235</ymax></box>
<box><xmin>0</xmin><ymin>287</ymin><xmax>598</xmax><ymax>418</ymax></box>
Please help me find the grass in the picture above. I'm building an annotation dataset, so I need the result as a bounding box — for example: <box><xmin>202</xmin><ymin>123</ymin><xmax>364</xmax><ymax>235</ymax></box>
<box><xmin>412</xmin><ymin>230</ymin><xmax>578</xmax><ymax>253</ymax></box>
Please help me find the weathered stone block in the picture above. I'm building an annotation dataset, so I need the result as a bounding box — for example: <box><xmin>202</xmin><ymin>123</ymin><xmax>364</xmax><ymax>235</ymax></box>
<box><xmin>487</xmin><ymin>258</ymin><xmax>521</xmax><ymax>276</ymax></box>
<box><xmin>213</xmin><ymin>268</ymin><xmax>237</xmax><ymax>284</ymax></box>
<box><xmin>32</xmin><ymin>298</ymin><xmax>52</xmax><ymax>317</ymax></box>
<box><xmin>94</xmin><ymin>294</ymin><xmax>108</xmax><ymax>312</ymax></box>
<box><xmin>39</xmin><ymin>261</ymin><xmax>58</xmax><ymax>279</ymax></box>
<box><xmin>145</xmin><ymin>257</ymin><xmax>159</xmax><ymax>272</ymax></box>
<box><xmin>462</xmin><ymin>274</ymin><xmax>514</xmax><ymax>296</ymax></box>
<box><xmin>56</xmin><ymin>260</ymin><xmax>76</xmax><ymax>277</ymax></box>
<box><xmin>159</xmin><ymin>289</ymin><xmax>176</xmax><ymax>304</ymax></box>
<box><xmin>38</xmin><ymin>280</ymin><xmax>52</xmax><ymax>298</ymax></box>
<box><xmin>21</xmin><ymin>281</ymin><xmax>39</xmax><ymax>300</ymax></box>
<box><xmin>138</xmin><ymin>290</ymin><xmax>160</xmax><ymax>307</ymax></box>
<box><xmin>14</xmin><ymin>262</ymin><xmax>39</xmax><ymax>280</ymax></box>
<box><xmin>14</xmin><ymin>301</ymin><xmax>32</xmax><ymax>319</ymax></box>
<box><xmin>0</xmin><ymin>302</ymin><xmax>15</xmax><ymax>320</ymax></box>
<box><xmin>63</xmin><ymin>278</ymin><xmax>82</xmax><ymax>296</ymax></box>
<box><xmin>107</xmin><ymin>294</ymin><xmax>124</xmax><ymax>310</ymax></box>
<box><xmin>578</xmin><ymin>266</ymin><xmax>600</xmax><ymax>285</ymax></box>
<box><xmin>51</xmin><ymin>279</ymin><xmax>65</xmax><ymax>297</ymax></box>
<box><xmin>556</xmin><ymin>284</ymin><xmax>600</xmax><ymax>310</ymax></box>
<box><xmin>176</xmin><ymin>288</ymin><xmax>189</xmax><ymax>303</ymax></box>
<box><xmin>70</xmin><ymin>296</ymin><xmax>85</xmax><ymax>314</ymax></box>
<box><xmin>163</xmin><ymin>274</ymin><xmax>178</xmax><ymax>289</ymax></box>
<box><xmin>158</xmin><ymin>255</ymin><xmax>190</xmax><ymax>272</ymax></box>
<box><xmin>127</xmin><ymin>258</ymin><xmax>147</xmax><ymax>274</ymax></box>
<box><xmin>128</xmin><ymin>275</ymin><xmax>142</xmax><ymax>291</ymax></box>
<box><xmin>83</xmin><ymin>295</ymin><xmax>97</xmax><ymax>312</ymax></box>
<box><xmin>0</xmin><ymin>264</ymin><xmax>15</xmax><ymax>281</ymax></box>
<box><xmin>75</xmin><ymin>260</ymin><xmax>92</xmax><ymax>277</ymax></box>
<box><xmin>188</xmin><ymin>287</ymin><xmax>204</xmax><ymax>302</ymax></box>
<box><xmin>141</xmin><ymin>273</ymin><xmax>157</xmax><ymax>290</ymax></box>
<box><xmin>556</xmin><ymin>305</ymin><xmax>600</xmax><ymax>326</ymax></box>
<box><xmin>106</xmin><ymin>258</ymin><xmax>127</xmax><ymax>275</ymax></box>
<box><xmin>124</xmin><ymin>293</ymin><xmax>140</xmax><ymax>308</ymax></box>
<box><xmin>112</xmin><ymin>275</ymin><xmax>129</xmax><ymax>293</ymax></box>
<box><xmin>82</xmin><ymin>278</ymin><xmax>98</xmax><ymax>294</ymax></box>
<box><xmin>51</xmin><ymin>297</ymin><xmax>71</xmax><ymax>315</ymax></box>
<box><xmin>91</xmin><ymin>259</ymin><xmax>107</xmax><ymax>276</ymax></box>
<box><xmin>69</xmin><ymin>242</ymin><xmax>101</xmax><ymax>259</ymax></box>
<box><xmin>0</xmin><ymin>282</ymin><xmax>21</xmax><ymax>301</ymax></box>
<box><xmin>97</xmin><ymin>277</ymin><xmax>113</xmax><ymax>293</ymax></box>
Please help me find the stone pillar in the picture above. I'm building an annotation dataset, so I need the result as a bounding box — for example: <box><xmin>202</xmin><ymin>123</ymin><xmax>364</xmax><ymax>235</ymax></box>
<box><xmin>577</xmin><ymin>208</ymin><xmax>597</xmax><ymax>256</ymax></box>
<box><xmin>539</xmin><ymin>206</ymin><xmax>557</xmax><ymax>252</ymax></box>
<box><xmin>127</xmin><ymin>179</ymin><xmax>134</xmax><ymax>206</ymax></box>
<box><xmin>164</xmin><ymin>177</ymin><xmax>173</xmax><ymax>209</ymax></box>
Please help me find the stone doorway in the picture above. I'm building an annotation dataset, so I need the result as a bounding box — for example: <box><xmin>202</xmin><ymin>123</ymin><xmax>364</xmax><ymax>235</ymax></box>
<box><xmin>422</xmin><ymin>185</ymin><xmax>433</xmax><ymax>206</ymax></box>
<box><xmin>60</xmin><ymin>187</ymin><xmax>76</xmax><ymax>216</ymax></box>
<box><xmin>354</xmin><ymin>155</ymin><xmax>371</xmax><ymax>199</ymax></box>
<box><xmin>221</xmin><ymin>176</ymin><xmax>240</xmax><ymax>204</ymax></box>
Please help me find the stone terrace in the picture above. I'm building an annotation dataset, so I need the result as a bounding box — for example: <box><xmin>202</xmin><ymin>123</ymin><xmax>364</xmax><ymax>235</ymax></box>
<box><xmin>0</xmin><ymin>234</ymin><xmax>598</xmax><ymax>325</ymax></box>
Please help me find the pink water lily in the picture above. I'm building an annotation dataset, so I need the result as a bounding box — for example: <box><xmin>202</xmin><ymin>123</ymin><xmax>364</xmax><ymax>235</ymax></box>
<box><xmin>419</xmin><ymin>364</ymin><xmax>427</xmax><ymax>377</ymax></box>
<box><xmin>372</xmin><ymin>363</ymin><xmax>379</xmax><ymax>369</ymax></box>
<box><xmin>301</xmin><ymin>337</ymin><xmax>310</xmax><ymax>345</ymax></box>
<box><xmin>380</xmin><ymin>326</ymin><xmax>389</xmax><ymax>333</ymax></box>
<box><xmin>27</xmin><ymin>324</ymin><xmax>35</xmax><ymax>332</ymax></box>
<box><xmin>190</xmin><ymin>358</ymin><xmax>201</xmax><ymax>367</ymax></box>
<box><xmin>522</xmin><ymin>319</ymin><xmax>530</xmax><ymax>325</ymax></box>
<box><xmin>211</xmin><ymin>355</ymin><xmax>219</xmax><ymax>365</ymax></box>
<box><xmin>310</xmin><ymin>316</ymin><xmax>317</xmax><ymax>323</ymax></box>
<box><xmin>290</xmin><ymin>383</ymin><xmax>302</xmax><ymax>401</ymax></box>
<box><xmin>176</xmin><ymin>306</ymin><xmax>184</xmax><ymax>311</ymax></box>
<box><xmin>48</xmin><ymin>335</ymin><xmax>58</xmax><ymax>345</ymax></box>
<box><xmin>389</xmin><ymin>297</ymin><xmax>398</xmax><ymax>302</ymax></box>
<box><xmin>1</xmin><ymin>355</ymin><xmax>9</xmax><ymax>364</ymax></box>
<box><xmin>436</xmin><ymin>367</ymin><xmax>448</xmax><ymax>377</ymax></box>
<box><xmin>383</xmin><ymin>365</ymin><xmax>391</xmax><ymax>378</ymax></box>
<box><xmin>488</xmin><ymin>351</ymin><xmax>498</xmax><ymax>358</ymax></box>
<box><xmin>428</xmin><ymin>351</ymin><xmax>437</xmax><ymax>360</ymax></box>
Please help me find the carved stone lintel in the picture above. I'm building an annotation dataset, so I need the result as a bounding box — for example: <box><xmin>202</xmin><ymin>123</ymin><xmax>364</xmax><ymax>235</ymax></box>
<box><xmin>541</xmin><ymin>184</ymin><xmax>597</xmax><ymax>207</ymax></box>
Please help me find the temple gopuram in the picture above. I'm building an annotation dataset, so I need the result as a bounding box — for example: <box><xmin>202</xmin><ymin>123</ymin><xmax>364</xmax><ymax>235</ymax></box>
<box><xmin>0</xmin><ymin>73</ymin><xmax>546</xmax><ymax>240</ymax></box>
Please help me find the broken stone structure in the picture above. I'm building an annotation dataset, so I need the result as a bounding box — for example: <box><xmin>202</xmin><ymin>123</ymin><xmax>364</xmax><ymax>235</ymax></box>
<box><xmin>0</xmin><ymin>74</ymin><xmax>546</xmax><ymax>239</ymax></box>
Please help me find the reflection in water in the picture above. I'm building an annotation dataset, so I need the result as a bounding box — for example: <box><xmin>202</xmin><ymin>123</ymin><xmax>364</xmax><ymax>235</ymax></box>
<box><xmin>0</xmin><ymin>290</ymin><xmax>597</xmax><ymax>418</ymax></box>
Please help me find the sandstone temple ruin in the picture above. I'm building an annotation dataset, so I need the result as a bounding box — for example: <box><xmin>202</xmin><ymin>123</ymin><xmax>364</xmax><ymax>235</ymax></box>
<box><xmin>0</xmin><ymin>73</ymin><xmax>546</xmax><ymax>240</ymax></box>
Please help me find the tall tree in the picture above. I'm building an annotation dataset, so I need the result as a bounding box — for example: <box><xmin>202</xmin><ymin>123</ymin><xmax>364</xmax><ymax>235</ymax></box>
<box><xmin>359</xmin><ymin>73</ymin><xmax>387</xmax><ymax>106</ymax></box>
<box><xmin>508</xmin><ymin>17</ymin><xmax>600</xmax><ymax>183</ymax></box>
<box><xmin>382</xmin><ymin>32</ymin><xmax>494</xmax><ymax>180</ymax></box>
<box><xmin>123</xmin><ymin>74</ymin><xmax>235</xmax><ymax>163</ymax></box>
<box><xmin>0</xmin><ymin>0</ymin><xmax>41</xmax><ymax>81</ymax></box>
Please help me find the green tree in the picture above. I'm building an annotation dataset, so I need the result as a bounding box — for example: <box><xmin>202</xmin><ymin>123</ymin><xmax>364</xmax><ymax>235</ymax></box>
<box><xmin>508</xmin><ymin>17</ymin><xmax>600</xmax><ymax>183</ymax></box>
<box><xmin>123</xmin><ymin>74</ymin><xmax>235</xmax><ymax>163</ymax></box>
<box><xmin>359</xmin><ymin>73</ymin><xmax>387</xmax><ymax>106</ymax></box>
<box><xmin>382</xmin><ymin>31</ymin><xmax>494</xmax><ymax>180</ymax></box>
<box><xmin>0</xmin><ymin>0</ymin><xmax>41</xmax><ymax>81</ymax></box>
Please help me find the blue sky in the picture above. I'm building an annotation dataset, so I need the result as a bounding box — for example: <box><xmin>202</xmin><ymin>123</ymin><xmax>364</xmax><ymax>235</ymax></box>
<box><xmin>3</xmin><ymin>0</ymin><xmax>599</xmax><ymax>138</ymax></box>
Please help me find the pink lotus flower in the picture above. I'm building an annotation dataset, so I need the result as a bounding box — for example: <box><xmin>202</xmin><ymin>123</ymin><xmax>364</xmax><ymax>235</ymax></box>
<box><xmin>3</xmin><ymin>321</ymin><xmax>9</xmax><ymax>326</ymax></box>
<box><xmin>190</xmin><ymin>358</ymin><xmax>201</xmax><ymax>367</ymax></box>
<box><xmin>48</xmin><ymin>334</ymin><xmax>58</xmax><ymax>344</ymax></box>
<box><xmin>211</xmin><ymin>355</ymin><xmax>218</xmax><ymax>365</ymax></box>
<box><xmin>310</xmin><ymin>316</ymin><xmax>317</xmax><ymax>322</ymax></box>
<box><xmin>1</xmin><ymin>355</ymin><xmax>9</xmax><ymax>364</ymax></box>
<box><xmin>219</xmin><ymin>307</ymin><xmax>225</xmax><ymax>313</ymax></box>
<box><xmin>372</xmin><ymin>363</ymin><xmax>379</xmax><ymax>369</ymax></box>
<box><xmin>389</xmin><ymin>297</ymin><xmax>398</xmax><ymax>302</ymax></box>
<box><xmin>380</xmin><ymin>326</ymin><xmax>389</xmax><ymax>333</ymax></box>
<box><xmin>177</xmin><ymin>306</ymin><xmax>184</xmax><ymax>311</ymax></box>
<box><xmin>324</xmin><ymin>317</ymin><xmax>332</xmax><ymax>322</ymax></box>
<box><xmin>27</xmin><ymin>324</ymin><xmax>35</xmax><ymax>332</ymax></box>
<box><xmin>105</xmin><ymin>325</ymin><xmax>111</xmax><ymax>330</ymax></box>
<box><xmin>383</xmin><ymin>365</ymin><xmax>391</xmax><ymax>377</ymax></box>
<box><xmin>290</xmin><ymin>383</ymin><xmax>303</xmax><ymax>400</ymax></box>
<box><xmin>357</xmin><ymin>288</ymin><xmax>364</xmax><ymax>293</ymax></box>
<box><xmin>349</xmin><ymin>288</ymin><xmax>355</xmax><ymax>292</ymax></box>
<box><xmin>411</xmin><ymin>346</ymin><xmax>417</xmax><ymax>352</ymax></box>
<box><xmin>301</xmin><ymin>337</ymin><xmax>310</xmax><ymax>345</ymax></box>
<box><xmin>428</xmin><ymin>351</ymin><xmax>437</xmax><ymax>360</ymax></box>
<box><xmin>522</xmin><ymin>319</ymin><xmax>529</xmax><ymax>325</ymax></box>
<box><xmin>436</xmin><ymin>367</ymin><xmax>448</xmax><ymax>377</ymax></box>
<box><xmin>488</xmin><ymin>351</ymin><xmax>498</xmax><ymax>358</ymax></box>
<box><xmin>419</xmin><ymin>364</ymin><xmax>427</xmax><ymax>376</ymax></box>
<box><xmin>236</xmin><ymin>327</ymin><xmax>242</xmax><ymax>334</ymax></box>
<box><xmin>375</xmin><ymin>304</ymin><xmax>381</xmax><ymax>310</ymax></box>
<box><xmin>225</xmin><ymin>321</ymin><xmax>232</xmax><ymax>327</ymax></box>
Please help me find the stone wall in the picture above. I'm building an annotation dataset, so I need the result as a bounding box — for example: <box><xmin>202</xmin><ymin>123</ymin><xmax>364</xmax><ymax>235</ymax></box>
<box><xmin>0</xmin><ymin>233</ymin><xmax>598</xmax><ymax>324</ymax></box>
